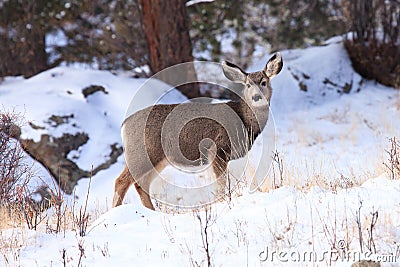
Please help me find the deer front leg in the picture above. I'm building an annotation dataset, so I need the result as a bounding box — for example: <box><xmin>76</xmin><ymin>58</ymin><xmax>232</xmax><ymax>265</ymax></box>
<box><xmin>212</xmin><ymin>152</ymin><xmax>228</xmax><ymax>200</ymax></box>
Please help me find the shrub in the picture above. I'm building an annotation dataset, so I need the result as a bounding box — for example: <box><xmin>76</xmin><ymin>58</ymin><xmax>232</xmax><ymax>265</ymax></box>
<box><xmin>0</xmin><ymin>111</ymin><xmax>39</xmax><ymax>228</ymax></box>
<box><xmin>343</xmin><ymin>0</ymin><xmax>400</xmax><ymax>89</ymax></box>
<box><xmin>0</xmin><ymin>111</ymin><xmax>28</xmax><ymax>205</ymax></box>
<box><xmin>384</xmin><ymin>137</ymin><xmax>400</xmax><ymax>180</ymax></box>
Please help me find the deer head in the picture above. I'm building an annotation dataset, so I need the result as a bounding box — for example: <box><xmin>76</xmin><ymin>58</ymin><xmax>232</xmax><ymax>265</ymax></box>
<box><xmin>222</xmin><ymin>52</ymin><xmax>283</xmax><ymax>107</ymax></box>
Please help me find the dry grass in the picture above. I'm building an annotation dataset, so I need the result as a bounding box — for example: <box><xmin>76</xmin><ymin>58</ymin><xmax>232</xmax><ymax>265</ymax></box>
<box><xmin>0</xmin><ymin>197</ymin><xmax>104</xmax><ymax>266</ymax></box>
<box><xmin>258</xmin><ymin>133</ymin><xmax>400</xmax><ymax>194</ymax></box>
<box><xmin>0</xmin><ymin>207</ymin><xmax>16</xmax><ymax>230</ymax></box>
<box><xmin>396</xmin><ymin>92</ymin><xmax>400</xmax><ymax>111</ymax></box>
<box><xmin>0</xmin><ymin>229</ymin><xmax>25</xmax><ymax>266</ymax></box>
<box><xmin>318</xmin><ymin>106</ymin><xmax>351</xmax><ymax>124</ymax></box>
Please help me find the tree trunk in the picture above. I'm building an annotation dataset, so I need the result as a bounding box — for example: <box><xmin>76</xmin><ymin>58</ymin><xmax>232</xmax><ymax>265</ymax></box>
<box><xmin>0</xmin><ymin>34</ymin><xmax>47</xmax><ymax>78</ymax></box>
<box><xmin>23</xmin><ymin>26</ymin><xmax>48</xmax><ymax>78</ymax></box>
<box><xmin>0</xmin><ymin>1</ymin><xmax>48</xmax><ymax>78</ymax></box>
<box><xmin>139</xmin><ymin>0</ymin><xmax>200</xmax><ymax>98</ymax></box>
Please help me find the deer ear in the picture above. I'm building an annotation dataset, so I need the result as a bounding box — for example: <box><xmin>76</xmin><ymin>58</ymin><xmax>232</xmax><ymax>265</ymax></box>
<box><xmin>222</xmin><ymin>61</ymin><xmax>247</xmax><ymax>84</ymax></box>
<box><xmin>264</xmin><ymin>52</ymin><xmax>283</xmax><ymax>79</ymax></box>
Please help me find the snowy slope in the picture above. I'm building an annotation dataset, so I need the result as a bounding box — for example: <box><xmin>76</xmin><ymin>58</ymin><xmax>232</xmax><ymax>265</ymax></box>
<box><xmin>9</xmin><ymin>176</ymin><xmax>400</xmax><ymax>266</ymax></box>
<box><xmin>1</xmin><ymin>38</ymin><xmax>400</xmax><ymax>266</ymax></box>
<box><xmin>0</xmin><ymin>67</ymin><xmax>187</xmax><ymax>206</ymax></box>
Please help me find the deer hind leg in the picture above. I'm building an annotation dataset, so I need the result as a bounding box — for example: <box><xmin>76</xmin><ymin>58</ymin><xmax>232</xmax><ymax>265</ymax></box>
<box><xmin>212</xmin><ymin>152</ymin><xmax>228</xmax><ymax>200</ymax></box>
<box><xmin>112</xmin><ymin>166</ymin><xmax>157</xmax><ymax>210</ymax></box>
<box><xmin>133</xmin><ymin>170</ymin><xmax>158</xmax><ymax>210</ymax></box>
<box><xmin>112</xmin><ymin>165</ymin><xmax>135</xmax><ymax>207</ymax></box>
<box><xmin>113</xmin><ymin>159</ymin><xmax>166</xmax><ymax>210</ymax></box>
<box><xmin>133</xmin><ymin>159</ymin><xmax>167</xmax><ymax>211</ymax></box>
<box><xmin>133</xmin><ymin>182</ymin><xmax>154</xmax><ymax>210</ymax></box>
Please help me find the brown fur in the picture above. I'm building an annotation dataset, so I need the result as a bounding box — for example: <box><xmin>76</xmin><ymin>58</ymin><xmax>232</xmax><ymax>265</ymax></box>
<box><xmin>112</xmin><ymin>54</ymin><xmax>283</xmax><ymax>210</ymax></box>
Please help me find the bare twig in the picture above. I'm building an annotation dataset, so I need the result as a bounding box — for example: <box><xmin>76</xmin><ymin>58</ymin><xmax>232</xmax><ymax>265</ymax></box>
<box><xmin>194</xmin><ymin>206</ymin><xmax>217</xmax><ymax>267</ymax></box>
<box><xmin>355</xmin><ymin>199</ymin><xmax>364</xmax><ymax>253</ymax></box>
<box><xmin>77</xmin><ymin>239</ymin><xmax>85</xmax><ymax>267</ymax></box>
<box><xmin>367</xmin><ymin>210</ymin><xmax>378</xmax><ymax>254</ymax></box>
<box><xmin>384</xmin><ymin>137</ymin><xmax>400</xmax><ymax>180</ymax></box>
<box><xmin>74</xmin><ymin>166</ymin><xmax>93</xmax><ymax>237</ymax></box>
<box><xmin>271</xmin><ymin>150</ymin><xmax>284</xmax><ymax>188</ymax></box>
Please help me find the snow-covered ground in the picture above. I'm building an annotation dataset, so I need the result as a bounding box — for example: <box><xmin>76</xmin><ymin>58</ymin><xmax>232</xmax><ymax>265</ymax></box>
<box><xmin>1</xmin><ymin>38</ymin><xmax>399</xmax><ymax>266</ymax></box>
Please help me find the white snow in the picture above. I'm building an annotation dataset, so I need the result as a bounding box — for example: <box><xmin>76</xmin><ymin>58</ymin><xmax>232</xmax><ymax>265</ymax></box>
<box><xmin>186</xmin><ymin>0</ymin><xmax>215</xmax><ymax>7</ymax></box>
<box><xmin>0</xmin><ymin>67</ymin><xmax>186</xmax><ymax>181</ymax></box>
<box><xmin>1</xmin><ymin>37</ymin><xmax>399</xmax><ymax>266</ymax></box>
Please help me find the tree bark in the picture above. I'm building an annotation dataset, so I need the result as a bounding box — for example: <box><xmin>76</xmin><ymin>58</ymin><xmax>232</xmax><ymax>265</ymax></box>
<box><xmin>0</xmin><ymin>1</ymin><xmax>48</xmax><ymax>78</ymax></box>
<box><xmin>23</xmin><ymin>25</ymin><xmax>48</xmax><ymax>78</ymax></box>
<box><xmin>139</xmin><ymin>0</ymin><xmax>200</xmax><ymax>98</ymax></box>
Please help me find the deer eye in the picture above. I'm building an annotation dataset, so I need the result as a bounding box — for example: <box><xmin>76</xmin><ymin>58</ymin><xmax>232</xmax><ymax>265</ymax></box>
<box><xmin>261</xmin><ymin>81</ymin><xmax>267</xmax><ymax>87</ymax></box>
<box><xmin>252</xmin><ymin>94</ymin><xmax>262</xmax><ymax>102</ymax></box>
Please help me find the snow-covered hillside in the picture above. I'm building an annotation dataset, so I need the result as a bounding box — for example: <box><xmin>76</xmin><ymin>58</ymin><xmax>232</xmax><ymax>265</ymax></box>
<box><xmin>1</xmin><ymin>38</ymin><xmax>399</xmax><ymax>266</ymax></box>
<box><xmin>0</xmin><ymin>66</ymin><xmax>187</xmax><ymax>201</ymax></box>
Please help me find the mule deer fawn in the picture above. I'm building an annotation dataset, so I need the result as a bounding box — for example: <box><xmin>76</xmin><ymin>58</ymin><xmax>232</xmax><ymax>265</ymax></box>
<box><xmin>112</xmin><ymin>53</ymin><xmax>283</xmax><ymax>210</ymax></box>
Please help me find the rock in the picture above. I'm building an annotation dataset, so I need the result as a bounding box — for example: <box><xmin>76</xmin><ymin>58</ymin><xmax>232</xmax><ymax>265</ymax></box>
<box><xmin>351</xmin><ymin>260</ymin><xmax>381</xmax><ymax>267</ymax></box>
<box><xmin>20</xmin><ymin>132</ymin><xmax>90</xmax><ymax>194</ymax></box>
<box><xmin>47</xmin><ymin>114</ymin><xmax>74</xmax><ymax>127</ymax></box>
<box><xmin>82</xmin><ymin>85</ymin><xmax>108</xmax><ymax>98</ymax></box>
<box><xmin>19</xmin><ymin>132</ymin><xmax>123</xmax><ymax>194</ymax></box>
<box><xmin>1</xmin><ymin>71</ymin><xmax>132</xmax><ymax>198</ymax></box>
<box><xmin>1</xmin><ymin>107</ymin><xmax>124</xmax><ymax>195</ymax></box>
